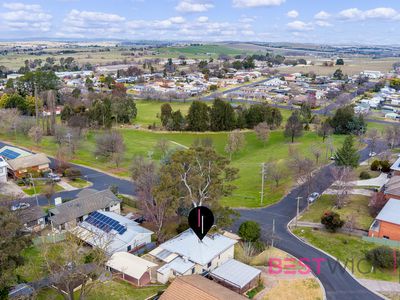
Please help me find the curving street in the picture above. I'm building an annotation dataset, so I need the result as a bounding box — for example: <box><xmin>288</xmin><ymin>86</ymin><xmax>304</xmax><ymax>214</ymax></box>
<box><xmin>0</xmin><ymin>139</ymin><xmax>389</xmax><ymax>299</ymax></box>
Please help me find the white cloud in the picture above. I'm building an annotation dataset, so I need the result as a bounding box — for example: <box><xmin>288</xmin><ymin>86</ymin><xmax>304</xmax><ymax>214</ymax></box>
<box><xmin>175</xmin><ymin>1</ymin><xmax>214</xmax><ymax>13</ymax></box>
<box><xmin>239</xmin><ymin>16</ymin><xmax>256</xmax><ymax>23</ymax></box>
<box><xmin>287</xmin><ymin>10</ymin><xmax>299</xmax><ymax>18</ymax></box>
<box><xmin>169</xmin><ymin>16</ymin><xmax>186</xmax><ymax>24</ymax></box>
<box><xmin>197</xmin><ymin>16</ymin><xmax>209</xmax><ymax>23</ymax></box>
<box><xmin>339</xmin><ymin>7</ymin><xmax>399</xmax><ymax>21</ymax></box>
<box><xmin>287</xmin><ymin>20</ymin><xmax>313</xmax><ymax>31</ymax></box>
<box><xmin>0</xmin><ymin>2</ymin><xmax>52</xmax><ymax>32</ymax></box>
<box><xmin>315</xmin><ymin>20</ymin><xmax>332</xmax><ymax>27</ymax></box>
<box><xmin>314</xmin><ymin>10</ymin><xmax>330</xmax><ymax>20</ymax></box>
<box><xmin>61</xmin><ymin>10</ymin><xmax>125</xmax><ymax>37</ymax></box>
<box><xmin>242</xmin><ymin>30</ymin><xmax>255</xmax><ymax>35</ymax></box>
<box><xmin>233</xmin><ymin>0</ymin><xmax>285</xmax><ymax>8</ymax></box>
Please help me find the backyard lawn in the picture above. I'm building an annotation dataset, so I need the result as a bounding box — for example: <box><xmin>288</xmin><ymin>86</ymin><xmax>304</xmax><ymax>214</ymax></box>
<box><xmin>292</xmin><ymin>227</ymin><xmax>400</xmax><ymax>282</ymax></box>
<box><xmin>65</xmin><ymin>178</ymin><xmax>91</xmax><ymax>189</ymax></box>
<box><xmin>37</xmin><ymin>281</ymin><xmax>166</xmax><ymax>300</ymax></box>
<box><xmin>299</xmin><ymin>194</ymin><xmax>373</xmax><ymax>230</ymax></box>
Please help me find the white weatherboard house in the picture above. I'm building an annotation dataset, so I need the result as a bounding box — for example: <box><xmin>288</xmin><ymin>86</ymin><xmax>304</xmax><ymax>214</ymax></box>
<box><xmin>149</xmin><ymin>229</ymin><xmax>237</xmax><ymax>284</ymax></box>
<box><xmin>72</xmin><ymin>210</ymin><xmax>153</xmax><ymax>255</ymax></box>
<box><xmin>0</xmin><ymin>156</ymin><xmax>8</xmax><ymax>183</ymax></box>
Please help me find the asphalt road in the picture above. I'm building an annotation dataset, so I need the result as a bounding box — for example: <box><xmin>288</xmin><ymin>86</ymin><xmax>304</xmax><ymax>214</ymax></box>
<box><xmin>0</xmin><ymin>138</ymin><xmax>390</xmax><ymax>299</ymax></box>
<box><xmin>232</xmin><ymin>141</ymin><xmax>388</xmax><ymax>300</ymax></box>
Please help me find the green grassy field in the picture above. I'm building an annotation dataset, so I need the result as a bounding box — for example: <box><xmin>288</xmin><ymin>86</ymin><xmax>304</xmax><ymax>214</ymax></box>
<box><xmin>156</xmin><ymin>44</ymin><xmax>248</xmax><ymax>58</ymax></box>
<box><xmin>299</xmin><ymin>194</ymin><xmax>373</xmax><ymax>230</ymax></box>
<box><xmin>293</xmin><ymin>227</ymin><xmax>400</xmax><ymax>282</ymax></box>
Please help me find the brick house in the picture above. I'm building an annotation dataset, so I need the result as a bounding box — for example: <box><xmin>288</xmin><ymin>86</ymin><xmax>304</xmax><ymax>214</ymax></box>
<box><xmin>7</xmin><ymin>153</ymin><xmax>51</xmax><ymax>179</ymax></box>
<box><xmin>369</xmin><ymin>199</ymin><xmax>400</xmax><ymax>241</ymax></box>
<box><xmin>382</xmin><ymin>176</ymin><xmax>400</xmax><ymax>200</ymax></box>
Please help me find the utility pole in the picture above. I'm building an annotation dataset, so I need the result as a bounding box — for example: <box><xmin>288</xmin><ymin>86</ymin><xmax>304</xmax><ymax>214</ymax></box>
<box><xmin>271</xmin><ymin>218</ymin><xmax>275</xmax><ymax>248</ymax></box>
<box><xmin>260</xmin><ymin>162</ymin><xmax>266</xmax><ymax>205</ymax></box>
<box><xmin>34</xmin><ymin>83</ymin><xmax>39</xmax><ymax>125</ymax></box>
<box><xmin>30</xmin><ymin>173</ymin><xmax>39</xmax><ymax>207</ymax></box>
<box><xmin>295</xmin><ymin>196</ymin><xmax>302</xmax><ymax>227</ymax></box>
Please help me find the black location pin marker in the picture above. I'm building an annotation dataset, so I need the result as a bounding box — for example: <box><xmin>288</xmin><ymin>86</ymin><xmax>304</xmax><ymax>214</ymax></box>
<box><xmin>188</xmin><ymin>206</ymin><xmax>214</xmax><ymax>241</ymax></box>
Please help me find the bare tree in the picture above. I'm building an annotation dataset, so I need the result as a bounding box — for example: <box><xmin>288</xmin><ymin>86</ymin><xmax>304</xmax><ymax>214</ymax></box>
<box><xmin>367</xmin><ymin>128</ymin><xmax>380</xmax><ymax>154</ymax></box>
<box><xmin>155</xmin><ymin>138</ymin><xmax>170</xmax><ymax>158</ymax></box>
<box><xmin>288</xmin><ymin>156</ymin><xmax>316</xmax><ymax>205</ymax></box>
<box><xmin>28</xmin><ymin>126</ymin><xmax>43</xmax><ymax>145</ymax></box>
<box><xmin>131</xmin><ymin>156</ymin><xmax>174</xmax><ymax>242</ymax></box>
<box><xmin>343</xmin><ymin>213</ymin><xmax>358</xmax><ymax>234</ymax></box>
<box><xmin>42</xmin><ymin>235</ymin><xmax>107</xmax><ymax>300</ymax></box>
<box><xmin>266</xmin><ymin>161</ymin><xmax>286</xmax><ymax>187</ymax></box>
<box><xmin>225</xmin><ymin>130</ymin><xmax>246</xmax><ymax>160</ymax></box>
<box><xmin>311</xmin><ymin>144</ymin><xmax>322</xmax><ymax>165</ymax></box>
<box><xmin>385</xmin><ymin>125</ymin><xmax>400</xmax><ymax>149</ymax></box>
<box><xmin>331</xmin><ymin>166</ymin><xmax>355</xmax><ymax>209</ymax></box>
<box><xmin>95</xmin><ymin>131</ymin><xmax>125</xmax><ymax>167</ymax></box>
<box><xmin>317</xmin><ymin>120</ymin><xmax>333</xmax><ymax>142</ymax></box>
<box><xmin>254</xmin><ymin>122</ymin><xmax>270</xmax><ymax>146</ymax></box>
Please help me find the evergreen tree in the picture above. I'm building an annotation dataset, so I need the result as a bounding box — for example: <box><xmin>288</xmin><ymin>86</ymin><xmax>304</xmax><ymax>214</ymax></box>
<box><xmin>334</xmin><ymin>135</ymin><xmax>360</xmax><ymax>168</ymax></box>
<box><xmin>210</xmin><ymin>99</ymin><xmax>236</xmax><ymax>131</ymax></box>
<box><xmin>160</xmin><ymin>103</ymin><xmax>173</xmax><ymax>127</ymax></box>
<box><xmin>168</xmin><ymin>110</ymin><xmax>185</xmax><ymax>131</ymax></box>
<box><xmin>186</xmin><ymin>101</ymin><xmax>210</xmax><ymax>131</ymax></box>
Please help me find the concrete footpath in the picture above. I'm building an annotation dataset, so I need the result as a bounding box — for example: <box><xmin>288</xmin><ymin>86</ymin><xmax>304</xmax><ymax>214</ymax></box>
<box><xmin>359</xmin><ymin>279</ymin><xmax>400</xmax><ymax>293</ymax></box>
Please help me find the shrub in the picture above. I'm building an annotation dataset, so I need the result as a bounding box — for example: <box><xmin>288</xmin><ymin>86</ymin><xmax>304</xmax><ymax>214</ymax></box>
<box><xmin>359</xmin><ymin>171</ymin><xmax>371</xmax><ymax>180</ymax></box>
<box><xmin>366</xmin><ymin>246</ymin><xmax>400</xmax><ymax>269</ymax></box>
<box><xmin>238</xmin><ymin>221</ymin><xmax>261</xmax><ymax>242</ymax></box>
<box><xmin>63</xmin><ymin>167</ymin><xmax>82</xmax><ymax>179</ymax></box>
<box><xmin>370</xmin><ymin>160</ymin><xmax>380</xmax><ymax>171</ymax></box>
<box><xmin>380</xmin><ymin>160</ymin><xmax>391</xmax><ymax>173</ymax></box>
<box><xmin>321</xmin><ymin>211</ymin><xmax>344</xmax><ymax>232</ymax></box>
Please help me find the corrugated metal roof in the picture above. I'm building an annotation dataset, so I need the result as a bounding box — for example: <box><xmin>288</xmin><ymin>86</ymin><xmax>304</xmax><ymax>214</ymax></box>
<box><xmin>376</xmin><ymin>198</ymin><xmax>400</xmax><ymax>225</ymax></box>
<box><xmin>210</xmin><ymin>259</ymin><xmax>260</xmax><ymax>289</ymax></box>
<box><xmin>106</xmin><ymin>252</ymin><xmax>157</xmax><ymax>279</ymax></box>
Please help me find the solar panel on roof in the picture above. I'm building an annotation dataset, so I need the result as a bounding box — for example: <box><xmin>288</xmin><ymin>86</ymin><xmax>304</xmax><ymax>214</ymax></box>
<box><xmin>0</xmin><ymin>149</ymin><xmax>21</xmax><ymax>160</ymax></box>
<box><xmin>85</xmin><ymin>211</ymin><xmax>127</xmax><ymax>235</ymax></box>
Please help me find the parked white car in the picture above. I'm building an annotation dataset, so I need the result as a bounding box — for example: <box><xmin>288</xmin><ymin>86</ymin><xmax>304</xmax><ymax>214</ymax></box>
<box><xmin>11</xmin><ymin>202</ymin><xmax>30</xmax><ymax>211</ymax></box>
<box><xmin>307</xmin><ymin>192</ymin><xmax>320</xmax><ymax>203</ymax></box>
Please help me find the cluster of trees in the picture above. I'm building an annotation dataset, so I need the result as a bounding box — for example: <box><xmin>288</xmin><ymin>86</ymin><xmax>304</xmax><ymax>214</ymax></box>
<box><xmin>160</xmin><ymin>99</ymin><xmax>282</xmax><ymax>132</ymax></box>
<box><xmin>329</xmin><ymin>105</ymin><xmax>367</xmax><ymax>135</ymax></box>
<box><xmin>131</xmin><ymin>145</ymin><xmax>239</xmax><ymax>242</ymax></box>
<box><xmin>61</xmin><ymin>93</ymin><xmax>137</xmax><ymax>129</ymax></box>
<box><xmin>17</xmin><ymin>56</ymin><xmax>91</xmax><ymax>74</ymax></box>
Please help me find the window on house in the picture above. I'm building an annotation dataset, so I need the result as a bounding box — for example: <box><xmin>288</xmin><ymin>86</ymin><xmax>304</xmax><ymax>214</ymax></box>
<box><xmin>383</xmin><ymin>236</ymin><xmax>390</xmax><ymax>239</ymax></box>
<box><xmin>127</xmin><ymin>245</ymin><xmax>132</xmax><ymax>251</ymax></box>
<box><xmin>105</xmin><ymin>207</ymin><xmax>110</xmax><ymax>212</ymax></box>
<box><xmin>192</xmin><ymin>268</ymin><xmax>195</xmax><ymax>274</ymax></box>
<box><xmin>207</xmin><ymin>262</ymin><xmax>211</xmax><ymax>268</ymax></box>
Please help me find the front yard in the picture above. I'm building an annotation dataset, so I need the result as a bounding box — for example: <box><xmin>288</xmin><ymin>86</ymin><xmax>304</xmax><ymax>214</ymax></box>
<box><xmin>292</xmin><ymin>227</ymin><xmax>400</xmax><ymax>282</ymax></box>
<box><xmin>21</xmin><ymin>180</ymin><xmax>64</xmax><ymax>196</ymax></box>
<box><xmin>299</xmin><ymin>194</ymin><xmax>373</xmax><ymax>231</ymax></box>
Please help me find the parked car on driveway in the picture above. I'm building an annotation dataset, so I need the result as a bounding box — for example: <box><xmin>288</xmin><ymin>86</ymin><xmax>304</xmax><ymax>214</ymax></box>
<box><xmin>369</xmin><ymin>152</ymin><xmax>376</xmax><ymax>157</ymax></box>
<box><xmin>46</xmin><ymin>172</ymin><xmax>61</xmax><ymax>182</ymax></box>
<box><xmin>308</xmin><ymin>192</ymin><xmax>320</xmax><ymax>203</ymax></box>
<box><xmin>11</xmin><ymin>202</ymin><xmax>30</xmax><ymax>211</ymax></box>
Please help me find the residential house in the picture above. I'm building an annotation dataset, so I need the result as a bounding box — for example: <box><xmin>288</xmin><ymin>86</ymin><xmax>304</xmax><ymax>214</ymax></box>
<box><xmin>71</xmin><ymin>210</ymin><xmax>153</xmax><ymax>255</ymax></box>
<box><xmin>369</xmin><ymin>199</ymin><xmax>400</xmax><ymax>241</ymax></box>
<box><xmin>159</xmin><ymin>275</ymin><xmax>247</xmax><ymax>300</ymax></box>
<box><xmin>7</xmin><ymin>153</ymin><xmax>51</xmax><ymax>179</ymax></box>
<box><xmin>382</xmin><ymin>176</ymin><xmax>400</xmax><ymax>200</ymax></box>
<box><xmin>390</xmin><ymin>157</ymin><xmax>400</xmax><ymax>176</ymax></box>
<box><xmin>149</xmin><ymin>229</ymin><xmax>237</xmax><ymax>284</ymax></box>
<box><xmin>210</xmin><ymin>259</ymin><xmax>261</xmax><ymax>293</ymax></box>
<box><xmin>0</xmin><ymin>146</ymin><xmax>31</xmax><ymax>160</ymax></box>
<box><xmin>0</xmin><ymin>156</ymin><xmax>8</xmax><ymax>183</ymax></box>
<box><xmin>106</xmin><ymin>252</ymin><xmax>158</xmax><ymax>286</ymax></box>
<box><xmin>15</xmin><ymin>206</ymin><xmax>46</xmax><ymax>232</ymax></box>
<box><xmin>49</xmin><ymin>189</ymin><xmax>121</xmax><ymax>231</ymax></box>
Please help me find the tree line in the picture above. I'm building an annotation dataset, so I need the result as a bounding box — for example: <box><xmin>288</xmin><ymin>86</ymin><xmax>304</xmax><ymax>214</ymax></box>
<box><xmin>159</xmin><ymin>99</ymin><xmax>283</xmax><ymax>132</ymax></box>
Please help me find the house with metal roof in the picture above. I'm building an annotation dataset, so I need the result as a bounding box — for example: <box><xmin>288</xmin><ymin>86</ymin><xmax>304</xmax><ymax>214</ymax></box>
<box><xmin>49</xmin><ymin>189</ymin><xmax>121</xmax><ymax>231</ymax></box>
<box><xmin>0</xmin><ymin>156</ymin><xmax>8</xmax><ymax>183</ymax></box>
<box><xmin>160</xmin><ymin>275</ymin><xmax>247</xmax><ymax>300</ymax></box>
<box><xmin>71</xmin><ymin>210</ymin><xmax>153</xmax><ymax>255</ymax></box>
<box><xmin>7</xmin><ymin>153</ymin><xmax>51</xmax><ymax>179</ymax></box>
<box><xmin>15</xmin><ymin>206</ymin><xmax>46</xmax><ymax>232</ymax></box>
<box><xmin>149</xmin><ymin>229</ymin><xmax>237</xmax><ymax>284</ymax></box>
<box><xmin>369</xmin><ymin>198</ymin><xmax>400</xmax><ymax>241</ymax></box>
<box><xmin>210</xmin><ymin>259</ymin><xmax>261</xmax><ymax>293</ymax></box>
<box><xmin>106</xmin><ymin>252</ymin><xmax>158</xmax><ymax>286</ymax></box>
<box><xmin>390</xmin><ymin>156</ymin><xmax>400</xmax><ymax>175</ymax></box>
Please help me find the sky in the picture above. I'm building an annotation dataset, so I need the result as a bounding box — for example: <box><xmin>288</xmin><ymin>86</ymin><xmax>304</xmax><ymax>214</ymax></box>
<box><xmin>0</xmin><ymin>0</ymin><xmax>400</xmax><ymax>44</ymax></box>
